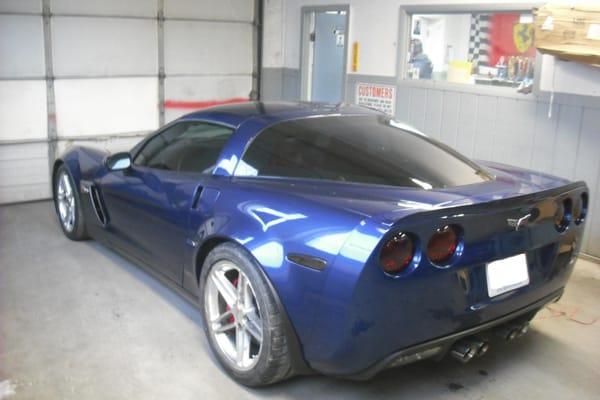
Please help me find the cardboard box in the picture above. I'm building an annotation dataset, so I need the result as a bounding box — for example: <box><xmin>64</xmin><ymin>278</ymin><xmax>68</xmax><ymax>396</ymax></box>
<box><xmin>534</xmin><ymin>2</ymin><xmax>600</xmax><ymax>67</ymax></box>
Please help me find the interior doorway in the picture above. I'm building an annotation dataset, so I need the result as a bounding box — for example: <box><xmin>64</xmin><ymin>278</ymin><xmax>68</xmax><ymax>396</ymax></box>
<box><xmin>300</xmin><ymin>7</ymin><xmax>349</xmax><ymax>103</ymax></box>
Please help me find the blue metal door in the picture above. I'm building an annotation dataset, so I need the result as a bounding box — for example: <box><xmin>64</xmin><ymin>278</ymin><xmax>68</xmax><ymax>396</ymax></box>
<box><xmin>311</xmin><ymin>12</ymin><xmax>346</xmax><ymax>103</ymax></box>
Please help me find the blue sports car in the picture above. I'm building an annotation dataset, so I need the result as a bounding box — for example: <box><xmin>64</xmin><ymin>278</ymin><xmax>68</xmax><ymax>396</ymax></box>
<box><xmin>53</xmin><ymin>102</ymin><xmax>588</xmax><ymax>386</ymax></box>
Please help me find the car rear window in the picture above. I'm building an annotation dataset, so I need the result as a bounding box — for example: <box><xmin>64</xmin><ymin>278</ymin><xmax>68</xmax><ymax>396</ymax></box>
<box><xmin>235</xmin><ymin>115</ymin><xmax>491</xmax><ymax>189</ymax></box>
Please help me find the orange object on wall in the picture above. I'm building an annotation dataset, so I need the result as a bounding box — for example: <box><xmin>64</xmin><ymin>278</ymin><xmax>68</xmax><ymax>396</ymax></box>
<box><xmin>352</xmin><ymin>42</ymin><xmax>360</xmax><ymax>72</ymax></box>
<box><xmin>489</xmin><ymin>13</ymin><xmax>536</xmax><ymax>66</ymax></box>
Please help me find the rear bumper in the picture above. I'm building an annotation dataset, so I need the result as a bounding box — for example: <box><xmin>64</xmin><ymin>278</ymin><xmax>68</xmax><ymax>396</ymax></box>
<box><xmin>341</xmin><ymin>288</ymin><xmax>563</xmax><ymax>380</ymax></box>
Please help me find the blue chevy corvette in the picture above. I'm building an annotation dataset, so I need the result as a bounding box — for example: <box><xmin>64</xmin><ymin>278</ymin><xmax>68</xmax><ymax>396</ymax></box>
<box><xmin>53</xmin><ymin>102</ymin><xmax>588</xmax><ymax>386</ymax></box>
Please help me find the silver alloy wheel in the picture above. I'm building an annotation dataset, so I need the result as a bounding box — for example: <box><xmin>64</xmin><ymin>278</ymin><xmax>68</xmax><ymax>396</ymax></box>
<box><xmin>205</xmin><ymin>260</ymin><xmax>264</xmax><ymax>370</ymax></box>
<box><xmin>56</xmin><ymin>171</ymin><xmax>76</xmax><ymax>232</ymax></box>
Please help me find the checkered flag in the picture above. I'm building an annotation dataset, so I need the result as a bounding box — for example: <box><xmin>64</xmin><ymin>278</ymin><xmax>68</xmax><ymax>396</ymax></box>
<box><xmin>468</xmin><ymin>14</ymin><xmax>490</xmax><ymax>69</ymax></box>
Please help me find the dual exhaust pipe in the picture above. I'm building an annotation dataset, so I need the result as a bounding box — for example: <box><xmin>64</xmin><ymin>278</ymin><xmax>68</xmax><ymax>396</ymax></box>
<box><xmin>450</xmin><ymin>322</ymin><xmax>529</xmax><ymax>363</ymax></box>
<box><xmin>451</xmin><ymin>338</ymin><xmax>490</xmax><ymax>363</ymax></box>
<box><xmin>494</xmin><ymin>321</ymin><xmax>530</xmax><ymax>342</ymax></box>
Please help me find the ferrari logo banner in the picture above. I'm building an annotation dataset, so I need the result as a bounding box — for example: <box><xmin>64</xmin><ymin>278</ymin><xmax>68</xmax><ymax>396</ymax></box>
<box><xmin>513</xmin><ymin>23</ymin><xmax>534</xmax><ymax>53</ymax></box>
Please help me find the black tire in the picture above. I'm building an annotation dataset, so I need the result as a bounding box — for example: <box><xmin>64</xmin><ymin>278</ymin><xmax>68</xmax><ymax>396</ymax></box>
<box><xmin>199</xmin><ymin>242</ymin><xmax>292</xmax><ymax>386</ymax></box>
<box><xmin>53</xmin><ymin>164</ymin><xmax>88</xmax><ymax>241</ymax></box>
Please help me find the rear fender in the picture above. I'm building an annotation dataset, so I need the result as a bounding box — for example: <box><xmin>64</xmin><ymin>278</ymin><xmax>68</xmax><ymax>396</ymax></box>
<box><xmin>187</xmin><ymin>183</ymin><xmax>367</xmax><ymax>368</ymax></box>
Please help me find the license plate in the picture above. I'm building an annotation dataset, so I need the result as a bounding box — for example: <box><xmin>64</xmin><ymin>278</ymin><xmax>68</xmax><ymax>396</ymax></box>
<box><xmin>486</xmin><ymin>254</ymin><xmax>530</xmax><ymax>298</ymax></box>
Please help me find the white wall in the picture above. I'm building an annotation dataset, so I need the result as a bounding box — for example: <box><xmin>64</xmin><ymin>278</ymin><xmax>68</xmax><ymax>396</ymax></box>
<box><xmin>444</xmin><ymin>14</ymin><xmax>471</xmax><ymax>63</ymax></box>
<box><xmin>263</xmin><ymin>0</ymin><xmax>285</xmax><ymax>68</ymax></box>
<box><xmin>265</xmin><ymin>0</ymin><xmax>541</xmax><ymax>76</ymax></box>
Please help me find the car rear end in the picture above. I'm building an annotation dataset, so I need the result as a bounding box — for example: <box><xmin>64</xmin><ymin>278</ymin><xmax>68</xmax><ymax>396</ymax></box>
<box><xmin>305</xmin><ymin>181</ymin><xmax>588</xmax><ymax>378</ymax></box>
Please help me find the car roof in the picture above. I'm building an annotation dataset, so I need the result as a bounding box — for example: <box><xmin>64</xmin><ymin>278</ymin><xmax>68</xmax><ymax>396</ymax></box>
<box><xmin>178</xmin><ymin>101</ymin><xmax>381</xmax><ymax>128</ymax></box>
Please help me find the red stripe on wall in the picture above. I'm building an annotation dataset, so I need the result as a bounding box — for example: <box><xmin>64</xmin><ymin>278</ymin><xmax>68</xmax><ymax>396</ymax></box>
<box><xmin>163</xmin><ymin>97</ymin><xmax>249</xmax><ymax>109</ymax></box>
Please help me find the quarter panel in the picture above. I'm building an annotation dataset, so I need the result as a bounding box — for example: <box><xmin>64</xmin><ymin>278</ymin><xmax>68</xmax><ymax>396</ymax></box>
<box><xmin>188</xmin><ymin>177</ymin><xmax>367</xmax><ymax>352</ymax></box>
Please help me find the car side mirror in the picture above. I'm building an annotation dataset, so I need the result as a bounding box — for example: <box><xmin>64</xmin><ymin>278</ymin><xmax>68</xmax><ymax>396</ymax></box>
<box><xmin>106</xmin><ymin>152</ymin><xmax>132</xmax><ymax>171</ymax></box>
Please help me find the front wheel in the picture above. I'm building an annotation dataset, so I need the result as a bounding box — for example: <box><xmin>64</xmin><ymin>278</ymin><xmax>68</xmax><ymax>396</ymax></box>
<box><xmin>53</xmin><ymin>164</ymin><xmax>88</xmax><ymax>240</ymax></box>
<box><xmin>199</xmin><ymin>243</ymin><xmax>292</xmax><ymax>386</ymax></box>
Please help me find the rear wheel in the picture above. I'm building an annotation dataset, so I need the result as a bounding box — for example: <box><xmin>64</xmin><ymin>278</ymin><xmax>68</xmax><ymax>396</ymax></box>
<box><xmin>53</xmin><ymin>165</ymin><xmax>88</xmax><ymax>240</ymax></box>
<box><xmin>199</xmin><ymin>243</ymin><xmax>292</xmax><ymax>386</ymax></box>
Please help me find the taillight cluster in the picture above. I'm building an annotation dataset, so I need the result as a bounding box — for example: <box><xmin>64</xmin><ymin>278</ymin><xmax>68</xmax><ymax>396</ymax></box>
<box><xmin>555</xmin><ymin>192</ymin><xmax>588</xmax><ymax>232</ymax></box>
<box><xmin>380</xmin><ymin>233</ymin><xmax>415</xmax><ymax>274</ymax></box>
<box><xmin>427</xmin><ymin>225</ymin><xmax>459</xmax><ymax>265</ymax></box>
<box><xmin>379</xmin><ymin>225</ymin><xmax>462</xmax><ymax>275</ymax></box>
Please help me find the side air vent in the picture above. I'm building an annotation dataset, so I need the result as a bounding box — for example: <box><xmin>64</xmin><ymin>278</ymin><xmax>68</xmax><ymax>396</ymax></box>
<box><xmin>89</xmin><ymin>185</ymin><xmax>108</xmax><ymax>226</ymax></box>
<box><xmin>191</xmin><ymin>185</ymin><xmax>204</xmax><ymax>209</ymax></box>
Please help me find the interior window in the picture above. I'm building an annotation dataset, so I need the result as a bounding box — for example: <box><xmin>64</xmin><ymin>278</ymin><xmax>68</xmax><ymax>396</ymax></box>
<box><xmin>134</xmin><ymin>121</ymin><xmax>234</xmax><ymax>173</ymax></box>
<box><xmin>407</xmin><ymin>12</ymin><xmax>535</xmax><ymax>90</ymax></box>
<box><xmin>236</xmin><ymin>115</ymin><xmax>491</xmax><ymax>189</ymax></box>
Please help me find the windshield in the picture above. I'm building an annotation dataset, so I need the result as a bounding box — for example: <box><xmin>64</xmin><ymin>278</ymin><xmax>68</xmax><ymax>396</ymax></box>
<box><xmin>235</xmin><ymin>115</ymin><xmax>492</xmax><ymax>189</ymax></box>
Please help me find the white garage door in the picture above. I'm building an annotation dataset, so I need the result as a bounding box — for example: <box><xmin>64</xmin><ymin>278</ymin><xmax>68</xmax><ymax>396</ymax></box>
<box><xmin>0</xmin><ymin>0</ymin><xmax>257</xmax><ymax>204</ymax></box>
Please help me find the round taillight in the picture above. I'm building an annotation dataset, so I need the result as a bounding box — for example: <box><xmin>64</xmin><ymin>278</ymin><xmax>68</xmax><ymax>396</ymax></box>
<box><xmin>574</xmin><ymin>193</ymin><xmax>588</xmax><ymax>225</ymax></box>
<box><xmin>555</xmin><ymin>198</ymin><xmax>571</xmax><ymax>232</ymax></box>
<box><xmin>380</xmin><ymin>233</ymin><xmax>415</xmax><ymax>275</ymax></box>
<box><xmin>427</xmin><ymin>225</ymin><xmax>460</xmax><ymax>265</ymax></box>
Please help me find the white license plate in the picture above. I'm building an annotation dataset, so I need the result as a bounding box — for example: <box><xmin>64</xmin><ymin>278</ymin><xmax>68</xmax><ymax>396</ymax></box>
<box><xmin>486</xmin><ymin>254</ymin><xmax>530</xmax><ymax>298</ymax></box>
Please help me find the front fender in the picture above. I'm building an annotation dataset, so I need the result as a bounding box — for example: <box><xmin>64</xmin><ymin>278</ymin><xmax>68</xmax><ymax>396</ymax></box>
<box><xmin>54</xmin><ymin>145</ymin><xmax>108</xmax><ymax>190</ymax></box>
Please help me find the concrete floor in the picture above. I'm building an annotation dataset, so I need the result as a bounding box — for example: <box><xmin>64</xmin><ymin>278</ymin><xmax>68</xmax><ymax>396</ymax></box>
<box><xmin>1</xmin><ymin>201</ymin><xmax>599</xmax><ymax>400</ymax></box>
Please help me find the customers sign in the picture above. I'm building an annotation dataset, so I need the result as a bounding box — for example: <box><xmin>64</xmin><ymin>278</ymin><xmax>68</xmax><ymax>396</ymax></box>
<box><xmin>355</xmin><ymin>83</ymin><xmax>396</xmax><ymax>115</ymax></box>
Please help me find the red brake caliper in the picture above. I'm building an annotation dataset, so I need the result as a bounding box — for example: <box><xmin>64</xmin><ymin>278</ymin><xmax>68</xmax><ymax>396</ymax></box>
<box><xmin>226</xmin><ymin>277</ymin><xmax>239</xmax><ymax>324</ymax></box>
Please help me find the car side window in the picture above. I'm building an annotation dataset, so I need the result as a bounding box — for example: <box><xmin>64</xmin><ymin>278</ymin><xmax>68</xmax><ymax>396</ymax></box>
<box><xmin>134</xmin><ymin>121</ymin><xmax>234</xmax><ymax>174</ymax></box>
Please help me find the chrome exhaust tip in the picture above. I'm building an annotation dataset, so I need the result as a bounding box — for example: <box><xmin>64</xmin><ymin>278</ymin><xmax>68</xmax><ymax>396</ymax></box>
<box><xmin>450</xmin><ymin>339</ymin><xmax>485</xmax><ymax>363</ymax></box>
<box><xmin>516</xmin><ymin>322</ymin><xmax>529</xmax><ymax>337</ymax></box>
<box><xmin>477</xmin><ymin>342</ymin><xmax>490</xmax><ymax>357</ymax></box>
<box><xmin>466</xmin><ymin>338</ymin><xmax>490</xmax><ymax>357</ymax></box>
<box><xmin>495</xmin><ymin>322</ymin><xmax>530</xmax><ymax>341</ymax></box>
<box><xmin>495</xmin><ymin>325</ymin><xmax>519</xmax><ymax>341</ymax></box>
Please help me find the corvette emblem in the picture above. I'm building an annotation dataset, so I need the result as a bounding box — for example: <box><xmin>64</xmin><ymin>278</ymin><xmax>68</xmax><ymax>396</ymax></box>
<box><xmin>507</xmin><ymin>213</ymin><xmax>531</xmax><ymax>231</ymax></box>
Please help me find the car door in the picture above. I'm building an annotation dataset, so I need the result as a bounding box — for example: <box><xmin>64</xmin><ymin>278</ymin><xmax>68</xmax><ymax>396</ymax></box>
<box><xmin>100</xmin><ymin>120</ymin><xmax>235</xmax><ymax>284</ymax></box>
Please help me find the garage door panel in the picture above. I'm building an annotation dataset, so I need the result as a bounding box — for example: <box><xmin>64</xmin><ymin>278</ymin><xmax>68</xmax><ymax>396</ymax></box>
<box><xmin>165</xmin><ymin>0</ymin><xmax>253</xmax><ymax>22</ymax></box>
<box><xmin>164</xmin><ymin>76</ymin><xmax>252</xmax><ymax>122</ymax></box>
<box><xmin>55</xmin><ymin>78</ymin><xmax>158</xmax><ymax>137</ymax></box>
<box><xmin>165</xmin><ymin>21</ymin><xmax>253</xmax><ymax>75</ymax></box>
<box><xmin>0</xmin><ymin>81</ymin><xmax>47</xmax><ymax>141</ymax></box>
<box><xmin>51</xmin><ymin>0</ymin><xmax>157</xmax><ymax>17</ymax></box>
<box><xmin>0</xmin><ymin>182</ymin><xmax>51</xmax><ymax>204</ymax></box>
<box><xmin>0</xmin><ymin>15</ymin><xmax>45</xmax><ymax>78</ymax></box>
<box><xmin>52</xmin><ymin>17</ymin><xmax>157</xmax><ymax>77</ymax></box>
<box><xmin>56</xmin><ymin>136</ymin><xmax>146</xmax><ymax>156</ymax></box>
<box><xmin>0</xmin><ymin>142</ymin><xmax>50</xmax><ymax>204</ymax></box>
<box><xmin>165</xmin><ymin>76</ymin><xmax>252</xmax><ymax>102</ymax></box>
<box><xmin>0</xmin><ymin>0</ymin><xmax>41</xmax><ymax>13</ymax></box>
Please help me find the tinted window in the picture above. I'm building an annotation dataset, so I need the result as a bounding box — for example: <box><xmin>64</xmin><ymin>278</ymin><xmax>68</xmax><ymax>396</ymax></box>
<box><xmin>236</xmin><ymin>115</ymin><xmax>490</xmax><ymax>189</ymax></box>
<box><xmin>134</xmin><ymin>121</ymin><xmax>233</xmax><ymax>173</ymax></box>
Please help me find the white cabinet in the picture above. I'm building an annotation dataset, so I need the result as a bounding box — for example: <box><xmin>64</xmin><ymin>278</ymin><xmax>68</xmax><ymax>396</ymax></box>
<box><xmin>538</xmin><ymin>54</ymin><xmax>600</xmax><ymax>97</ymax></box>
